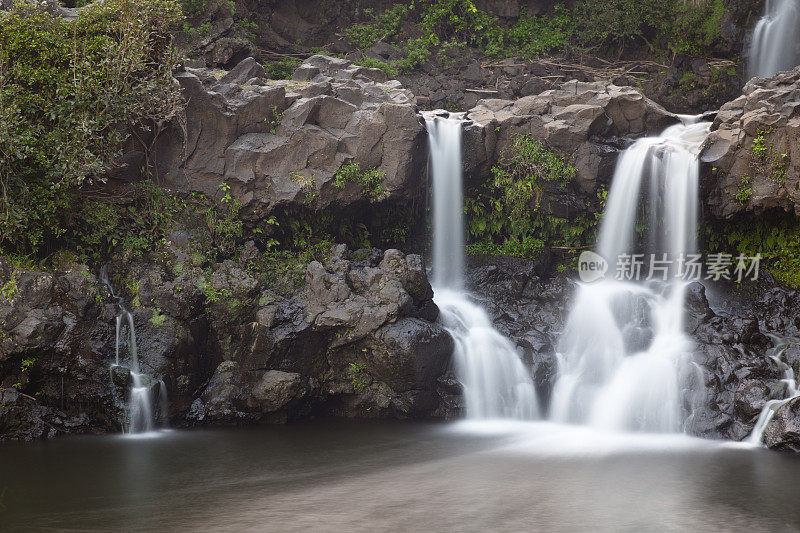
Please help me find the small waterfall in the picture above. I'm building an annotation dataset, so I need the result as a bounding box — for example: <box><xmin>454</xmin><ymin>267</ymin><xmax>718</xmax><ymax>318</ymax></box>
<box><xmin>749</xmin><ymin>0</ymin><xmax>800</xmax><ymax>79</ymax></box>
<box><xmin>551</xmin><ymin>118</ymin><xmax>711</xmax><ymax>432</ymax></box>
<box><xmin>101</xmin><ymin>267</ymin><xmax>168</xmax><ymax>434</ymax></box>
<box><xmin>747</xmin><ymin>335</ymin><xmax>800</xmax><ymax>445</ymax></box>
<box><xmin>425</xmin><ymin>113</ymin><xmax>539</xmax><ymax>420</ymax></box>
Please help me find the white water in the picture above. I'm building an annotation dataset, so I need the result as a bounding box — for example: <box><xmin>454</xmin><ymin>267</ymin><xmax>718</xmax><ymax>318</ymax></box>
<box><xmin>749</xmin><ymin>0</ymin><xmax>800</xmax><ymax>79</ymax></box>
<box><xmin>747</xmin><ymin>335</ymin><xmax>800</xmax><ymax>445</ymax></box>
<box><xmin>426</xmin><ymin>114</ymin><xmax>539</xmax><ymax>420</ymax></box>
<box><xmin>102</xmin><ymin>267</ymin><xmax>167</xmax><ymax>434</ymax></box>
<box><xmin>551</xmin><ymin>119</ymin><xmax>711</xmax><ymax>433</ymax></box>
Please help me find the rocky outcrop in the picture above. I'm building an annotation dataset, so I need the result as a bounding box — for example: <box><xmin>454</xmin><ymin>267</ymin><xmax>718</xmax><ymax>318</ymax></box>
<box><xmin>185</xmin><ymin>244</ymin><xmax>452</xmax><ymax>424</ymax></box>
<box><xmin>0</xmin><ymin>244</ymin><xmax>453</xmax><ymax>441</ymax></box>
<box><xmin>463</xmin><ymin>80</ymin><xmax>677</xmax><ymax>200</ymax></box>
<box><xmin>0</xmin><ymin>260</ymin><xmax>124</xmax><ymax>440</ymax></box>
<box><xmin>151</xmin><ymin>55</ymin><xmax>425</xmax><ymax>219</ymax></box>
<box><xmin>701</xmin><ymin>65</ymin><xmax>800</xmax><ymax>218</ymax></box>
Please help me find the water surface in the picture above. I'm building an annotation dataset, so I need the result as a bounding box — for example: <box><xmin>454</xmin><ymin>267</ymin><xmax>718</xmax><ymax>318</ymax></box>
<box><xmin>2</xmin><ymin>421</ymin><xmax>800</xmax><ymax>532</ymax></box>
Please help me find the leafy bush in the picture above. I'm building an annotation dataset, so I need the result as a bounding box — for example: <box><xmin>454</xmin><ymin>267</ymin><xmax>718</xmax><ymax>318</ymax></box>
<box><xmin>465</xmin><ymin>134</ymin><xmax>599</xmax><ymax>260</ymax></box>
<box><xmin>342</xmin><ymin>0</ymin><xmax>730</xmax><ymax>74</ymax></box>
<box><xmin>343</xmin><ymin>4</ymin><xmax>412</xmax><ymax>48</ymax></box>
<box><xmin>264</xmin><ymin>57</ymin><xmax>301</xmax><ymax>80</ymax></box>
<box><xmin>351</xmin><ymin>57</ymin><xmax>399</xmax><ymax>79</ymax></box>
<box><xmin>333</xmin><ymin>161</ymin><xmax>386</xmax><ymax>202</ymax></box>
<box><xmin>0</xmin><ymin>0</ymin><xmax>184</xmax><ymax>254</ymax></box>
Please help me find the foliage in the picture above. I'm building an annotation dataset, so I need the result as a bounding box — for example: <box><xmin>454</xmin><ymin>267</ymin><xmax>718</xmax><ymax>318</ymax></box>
<box><xmin>150</xmin><ymin>308</ymin><xmax>166</xmax><ymax>326</ymax></box>
<box><xmin>66</xmin><ymin>180</ymin><xmax>185</xmax><ymax>264</ymax></box>
<box><xmin>205</xmin><ymin>183</ymin><xmax>243</xmax><ymax>254</ymax></box>
<box><xmin>0</xmin><ymin>0</ymin><xmax>184</xmax><ymax>254</ymax></box>
<box><xmin>750</xmin><ymin>130</ymin><xmax>788</xmax><ymax>184</ymax></box>
<box><xmin>348</xmin><ymin>361</ymin><xmax>370</xmax><ymax>393</ymax></box>
<box><xmin>705</xmin><ymin>211</ymin><xmax>800</xmax><ymax>288</ymax></box>
<box><xmin>180</xmin><ymin>0</ymin><xmax>206</xmax><ymax>18</ymax></box>
<box><xmin>333</xmin><ymin>161</ymin><xmax>387</xmax><ymax>202</ymax></box>
<box><xmin>734</xmin><ymin>176</ymin><xmax>752</xmax><ymax>204</ymax></box>
<box><xmin>464</xmin><ymin>134</ymin><xmax>598</xmax><ymax>261</ymax></box>
<box><xmin>264</xmin><ymin>57</ymin><xmax>301</xmax><ymax>80</ymax></box>
<box><xmin>0</xmin><ymin>272</ymin><xmax>18</xmax><ymax>302</ymax></box>
<box><xmin>343</xmin><ymin>4</ymin><xmax>412</xmax><ymax>48</ymax></box>
<box><xmin>341</xmin><ymin>0</ymin><xmax>730</xmax><ymax>75</ymax></box>
<box><xmin>573</xmin><ymin>0</ymin><xmax>727</xmax><ymax>57</ymax></box>
<box><xmin>495</xmin><ymin>5</ymin><xmax>575</xmax><ymax>58</ymax></box>
<box><xmin>350</xmin><ymin>57</ymin><xmax>399</xmax><ymax>79</ymax></box>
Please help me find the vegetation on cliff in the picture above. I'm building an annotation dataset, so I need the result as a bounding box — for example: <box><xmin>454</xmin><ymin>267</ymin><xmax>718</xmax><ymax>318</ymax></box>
<box><xmin>465</xmin><ymin>134</ymin><xmax>602</xmax><ymax>265</ymax></box>
<box><xmin>339</xmin><ymin>0</ymin><xmax>731</xmax><ymax>75</ymax></box>
<box><xmin>0</xmin><ymin>0</ymin><xmax>183</xmax><ymax>254</ymax></box>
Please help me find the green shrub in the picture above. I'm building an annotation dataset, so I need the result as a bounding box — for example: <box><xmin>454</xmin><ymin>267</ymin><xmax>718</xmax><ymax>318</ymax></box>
<box><xmin>705</xmin><ymin>211</ymin><xmax>800</xmax><ymax>288</ymax></box>
<box><xmin>264</xmin><ymin>57</ymin><xmax>300</xmax><ymax>80</ymax></box>
<box><xmin>0</xmin><ymin>0</ymin><xmax>183</xmax><ymax>253</ymax></box>
<box><xmin>343</xmin><ymin>4</ymin><xmax>412</xmax><ymax>48</ymax></box>
<box><xmin>333</xmin><ymin>161</ymin><xmax>386</xmax><ymax>202</ymax></box>
<box><xmin>465</xmin><ymin>134</ymin><xmax>598</xmax><ymax>261</ymax></box>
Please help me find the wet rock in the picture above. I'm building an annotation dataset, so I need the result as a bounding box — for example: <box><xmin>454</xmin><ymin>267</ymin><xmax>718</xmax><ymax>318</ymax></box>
<box><xmin>369</xmin><ymin>318</ymin><xmax>453</xmax><ymax>394</ymax></box>
<box><xmin>763</xmin><ymin>397</ymin><xmax>800</xmax><ymax>453</ymax></box>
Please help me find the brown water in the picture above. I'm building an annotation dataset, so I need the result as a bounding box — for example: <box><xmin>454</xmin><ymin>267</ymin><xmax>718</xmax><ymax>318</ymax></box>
<box><xmin>1</xmin><ymin>420</ymin><xmax>800</xmax><ymax>532</ymax></box>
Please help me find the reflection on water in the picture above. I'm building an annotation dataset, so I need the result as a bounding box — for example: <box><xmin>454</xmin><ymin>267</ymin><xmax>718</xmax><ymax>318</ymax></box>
<box><xmin>1</xmin><ymin>421</ymin><xmax>800</xmax><ymax>532</ymax></box>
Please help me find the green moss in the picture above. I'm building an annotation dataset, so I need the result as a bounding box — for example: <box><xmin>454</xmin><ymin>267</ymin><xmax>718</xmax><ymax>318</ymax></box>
<box><xmin>149</xmin><ymin>308</ymin><xmax>166</xmax><ymax>327</ymax></box>
<box><xmin>348</xmin><ymin>361</ymin><xmax>370</xmax><ymax>393</ymax></box>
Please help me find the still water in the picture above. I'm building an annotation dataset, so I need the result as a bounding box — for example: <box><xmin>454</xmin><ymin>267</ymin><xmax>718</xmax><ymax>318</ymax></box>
<box><xmin>2</xmin><ymin>421</ymin><xmax>800</xmax><ymax>532</ymax></box>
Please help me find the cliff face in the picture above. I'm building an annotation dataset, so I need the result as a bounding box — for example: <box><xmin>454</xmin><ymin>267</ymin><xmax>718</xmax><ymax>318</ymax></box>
<box><xmin>0</xmin><ymin>244</ymin><xmax>454</xmax><ymax>441</ymax></box>
<box><xmin>3</xmin><ymin>51</ymin><xmax>800</xmax><ymax>449</ymax></box>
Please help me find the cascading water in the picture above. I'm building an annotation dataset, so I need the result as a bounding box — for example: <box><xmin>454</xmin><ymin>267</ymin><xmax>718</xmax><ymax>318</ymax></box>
<box><xmin>101</xmin><ymin>267</ymin><xmax>168</xmax><ymax>434</ymax></box>
<box><xmin>425</xmin><ymin>113</ymin><xmax>539</xmax><ymax>420</ymax></box>
<box><xmin>749</xmin><ymin>0</ymin><xmax>800</xmax><ymax>79</ymax></box>
<box><xmin>747</xmin><ymin>334</ymin><xmax>800</xmax><ymax>445</ymax></box>
<box><xmin>551</xmin><ymin>118</ymin><xmax>711</xmax><ymax>433</ymax></box>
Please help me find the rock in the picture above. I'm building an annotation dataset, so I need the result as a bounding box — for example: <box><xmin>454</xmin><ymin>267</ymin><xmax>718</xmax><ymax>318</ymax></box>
<box><xmin>464</xmin><ymin>80</ymin><xmax>677</xmax><ymax>196</ymax></box>
<box><xmin>701</xmin><ymin>65</ymin><xmax>800</xmax><ymax>218</ymax></box>
<box><xmin>150</xmin><ymin>55</ymin><xmax>425</xmax><ymax>220</ymax></box>
<box><xmin>252</xmin><ymin>370</ymin><xmax>305</xmax><ymax>412</ymax></box>
<box><xmin>369</xmin><ymin>318</ymin><xmax>453</xmax><ymax>394</ymax></box>
<box><xmin>764</xmin><ymin>397</ymin><xmax>800</xmax><ymax>453</ymax></box>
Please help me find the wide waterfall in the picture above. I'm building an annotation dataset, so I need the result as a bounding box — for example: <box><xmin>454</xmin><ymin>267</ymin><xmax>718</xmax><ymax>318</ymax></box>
<box><xmin>425</xmin><ymin>114</ymin><xmax>538</xmax><ymax>420</ymax></box>
<box><xmin>749</xmin><ymin>0</ymin><xmax>800</xmax><ymax>79</ymax></box>
<box><xmin>551</xmin><ymin>118</ymin><xmax>711</xmax><ymax>432</ymax></box>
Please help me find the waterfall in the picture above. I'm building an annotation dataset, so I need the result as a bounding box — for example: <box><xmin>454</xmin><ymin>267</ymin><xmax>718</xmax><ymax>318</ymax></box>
<box><xmin>747</xmin><ymin>335</ymin><xmax>800</xmax><ymax>445</ymax></box>
<box><xmin>551</xmin><ymin>119</ymin><xmax>711</xmax><ymax>432</ymax></box>
<box><xmin>425</xmin><ymin>114</ymin><xmax>539</xmax><ymax>420</ymax></box>
<box><xmin>749</xmin><ymin>0</ymin><xmax>800</xmax><ymax>79</ymax></box>
<box><xmin>101</xmin><ymin>267</ymin><xmax>168</xmax><ymax>434</ymax></box>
